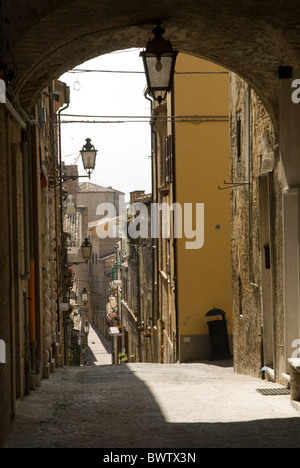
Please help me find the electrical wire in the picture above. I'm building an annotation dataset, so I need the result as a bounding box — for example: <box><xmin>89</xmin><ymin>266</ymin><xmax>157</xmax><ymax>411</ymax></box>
<box><xmin>53</xmin><ymin>112</ymin><xmax>228</xmax><ymax>125</ymax></box>
<box><xmin>57</xmin><ymin>119</ymin><xmax>228</xmax><ymax>125</ymax></box>
<box><xmin>53</xmin><ymin>114</ymin><xmax>229</xmax><ymax>125</ymax></box>
<box><xmin>62</xmin><ymin>113</ymin><xmax>228</xmax><ymax>119</ymax></box>
<box><xmin>68</xmin><ymin>69</ymin><xmax>229</xmax><ymax>75</ymax></box>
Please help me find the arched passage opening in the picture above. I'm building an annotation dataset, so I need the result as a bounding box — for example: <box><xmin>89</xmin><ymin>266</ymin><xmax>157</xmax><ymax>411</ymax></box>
<box><xmin>57</xmin><ymin>49</ymin><xmax>234</xmax><ymax>367</ymax></box>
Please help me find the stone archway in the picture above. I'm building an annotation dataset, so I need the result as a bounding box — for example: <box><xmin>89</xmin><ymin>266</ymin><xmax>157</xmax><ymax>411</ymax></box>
<box><xmin>3</xmin><ymin>0</ymin><xmax>300</xmax><ymax>123</ymax></box>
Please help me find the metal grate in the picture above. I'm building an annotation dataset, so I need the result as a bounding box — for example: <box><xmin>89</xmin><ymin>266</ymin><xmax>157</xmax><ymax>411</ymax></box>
<box><xmin>256</xmin><ymin>388</ymin><xmax>290</xmax><ymax>396</ymax></box>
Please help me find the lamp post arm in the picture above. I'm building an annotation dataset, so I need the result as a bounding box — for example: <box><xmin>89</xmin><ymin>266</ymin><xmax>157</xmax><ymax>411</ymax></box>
<box><xmin>66</xmin><ymin>261</ymin><xmax>89</xmax><ymax>267</ymax></box>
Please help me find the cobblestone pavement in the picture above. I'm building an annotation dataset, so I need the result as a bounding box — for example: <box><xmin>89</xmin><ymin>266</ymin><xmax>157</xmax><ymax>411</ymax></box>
<box><xmin>5</xmin><ymin>327</ymin><xmax>300</xmax><ymax>448</ymax></box>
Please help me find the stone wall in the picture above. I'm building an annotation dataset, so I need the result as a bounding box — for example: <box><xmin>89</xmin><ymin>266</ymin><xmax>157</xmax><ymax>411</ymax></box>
<box><xmin>0</xmin><ymin>88</ymin><xmax>66</xmax><ymax>446</ymax></box>
<box><xmin>0</xmin><ymin>105</ymin><xmax>29</xmax><ymax>446</ymax></box>
<box><xmin>0</xmin><ymin>106</ymin><xmax>17</xmax><ymax>447</ymax></box>
<box><xmin>229</xmin><ymin>73</ymin><xmax>284</xmax><ymax>379</ymax></box>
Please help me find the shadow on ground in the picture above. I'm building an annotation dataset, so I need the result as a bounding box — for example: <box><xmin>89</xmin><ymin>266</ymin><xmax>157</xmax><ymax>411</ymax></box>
<box><xmin>4</xmin><ymin>361</ymin><xmax>300</xmax><ymax>449</ymax></box>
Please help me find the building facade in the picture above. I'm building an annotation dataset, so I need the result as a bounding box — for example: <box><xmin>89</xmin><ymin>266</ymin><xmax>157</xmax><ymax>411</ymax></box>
<box><xmin>172</xmin><ymin>55</ymin><xmax>232</xmax><ymax>363</ymax></box>
<box><xmin>121</xmin><ymin>192</ymin><xmax>155</xmax><ymax>363</ymax></box>
<box><xmin>119</xmin><ymin>55</ymin><xmax>232</xmax><ymax>365</ymax></box>
<box><xmin>0</xmin><ymin>80</ymin><xmax>70</xmax><ymax>446</ymax></box>
<box><xmin>229</xmin><ymin>72</ymin><xmax>294</xmax><ymax>384</ymax></box>
<box><xmin>76</xmin><ymin>182</ymin><xmax>125</xmax><ymax>224</ymax></box>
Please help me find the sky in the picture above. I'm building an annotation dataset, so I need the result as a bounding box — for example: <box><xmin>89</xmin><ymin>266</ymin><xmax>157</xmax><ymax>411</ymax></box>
<box><xmin>59</xmin><ymin>48</ymin><xmax>152</xmax><ymax>201</ymax></box>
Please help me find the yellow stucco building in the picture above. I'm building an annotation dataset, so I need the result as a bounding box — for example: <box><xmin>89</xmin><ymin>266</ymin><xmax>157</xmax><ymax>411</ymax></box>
<box><xmin>123</xmin><ymin>53</ymin><xmax>232</xmax><ymax>364</ymax></box>
<box><xmin>170</xmin><ymin>54</ymin><xmax>232</xmax><ymax>362</ymax></box>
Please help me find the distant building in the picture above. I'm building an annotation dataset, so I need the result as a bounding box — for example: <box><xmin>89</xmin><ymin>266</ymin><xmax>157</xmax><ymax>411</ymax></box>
<box><xmin>88</xmin><ymin>218</ymin><xmax>120</xmax><ymax>338</ymax></box>
<box><xmin>76</xmin><ymin>182</ymin><xmax>125</xmax><ymax>224</ymax></box>
<box><xmin>121</xmin><ymin>192</ymin><xmax>154</xmax><ymax>363</ymax></box>
<box><xmin>62</xmin><ymin>178</ymin><xmax>125</xmax><ymax>351</ymax></box>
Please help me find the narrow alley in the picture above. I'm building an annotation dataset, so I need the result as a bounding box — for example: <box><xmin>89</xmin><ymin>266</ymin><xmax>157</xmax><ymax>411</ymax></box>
<box><xmin>4</xmin><ymin>1</ymin><xmax>300</xmax><ymax>452</ymax></box>
<box><xmin>5</xmin><ymin>326</ymin><xmax>300</xmax><ymax>449</ymax></box>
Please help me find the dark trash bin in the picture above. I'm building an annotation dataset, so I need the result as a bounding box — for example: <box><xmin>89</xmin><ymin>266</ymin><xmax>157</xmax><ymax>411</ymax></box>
<box><xmin>206</xmin><ymin>307</ymin><xmax>232</xmax><ymax>361</ymax></box>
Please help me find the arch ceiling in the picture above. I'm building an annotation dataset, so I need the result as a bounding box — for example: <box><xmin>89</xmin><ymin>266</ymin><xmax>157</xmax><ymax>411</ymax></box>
<box><xmin>3</xmin><ymin>0</ymin><xmax>300</xmax><ymax>122</ymax></box>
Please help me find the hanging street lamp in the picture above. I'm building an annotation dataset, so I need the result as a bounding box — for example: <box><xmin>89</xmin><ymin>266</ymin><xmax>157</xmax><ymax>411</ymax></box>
<box><xmin>81</xmin><ymin>237</ymin><xmax>92</xmax><ymax>263</ymax></box>
<box><xmin>65</xmin><ymin>237</ymin><xmax>92</xmax><ymax>267</ymax></box>
<box><xmin>83</xmin><ymin>321</ymin><xmax>90</xmax><ymax>334</ymax></box>
<box><xmin>81</xmin><ymin>286</ymin><xmax>88</xmax><ymax>305</ymax></box>
<box><xmin>80</xmin><ymin>138</ymin><xmax>98</xmax><ymax>179</ymax></box>
<box><xmin>50</xmin><ymin>137</ymin><xmax>98</xmax><ymax>186</ymax></box>
<box><xmin>66</xmin><ymin>194</ymin><xmax>75</xmax><ymax>215</ymax></box>
<box><xmin>140</xmin><ymin>23</ymin><xmax>178</xmax><ymax>105</ymax></box>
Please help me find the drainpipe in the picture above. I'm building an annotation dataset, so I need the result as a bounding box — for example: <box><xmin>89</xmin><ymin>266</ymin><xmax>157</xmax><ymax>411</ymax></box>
<box><xmin>28</xmin><ymin>125</ymin><xmax>37</xmax><ymax>379</ymax></box>
<box><xmin>57</xmin><ymin>88</ymin><xmax>70</xmax><ymax>363</ymax></box>
<box><xmin>58</xmin><ymin>93</ymin><xmax>70</xmax><ymax>300</ymax></box>
<box><xmin>144</xmin><ymin>90</ymin><xmax>158</xmax><ymax>360</ymax></box>
<box><xmin>3</xmin><ymin>98</ymin><xmax>26</xmax><ymax>130</ymax></box>
<box><xmin>3</xmin><ymin>99</ymin><xmax>33</xmax><ymax>284</ymax></box>
<box><xmin>170</xmin><ymin>84</ymin><xmax>179</xmax><ymax>363</ymax></box>
<box><xmin>21</xmin><ymin>126</ymin><xmax>30</xmax><ymax>280</ymax></box>
<box><xmin>3</xmin><ymin>99</ymin><xmax>34</xmax><ymax>284</ymax></box>
<box><xmin>136</xmin><ymin>245</ymin><xmax>142</xmax><ymax>362</ymax></box>
<box><xmin>154</xmin><ymin>130</ymin><xmax>159</xmax><ymax>320</ymax></box>
<box><xmin>248</xmin><ymin>85</ymin><xmax>253</xmax><ymax>285</ymax></box>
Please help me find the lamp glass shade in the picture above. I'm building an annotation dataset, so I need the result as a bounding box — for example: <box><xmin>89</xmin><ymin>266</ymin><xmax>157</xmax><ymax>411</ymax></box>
<box><xmin>81</xmin><ymin>238</ymin><xmax>92</xmax><ymax>262</ymax></box>
<box><xmin>141</xmin><ymin>54</ymin><xmax>175</xmax><ymax>91</ymax></box>
<box><xmin>81</xmin><ymin>149</ymin><xmax>97</xmax><ymax>171</ymax></box>
<box><xmin>66</xmin><ymin>195</ymin><xmax>75</xmax><ymax>215</ymax></box>
<box><xmin>66</xmin><ymin>202</ymin><xmax>75</xmax><ymax>215</ymax></box>
<box><xmin>81</xmin><ymin>287</ymin><xmax>88</xmax><ymax>304</ymax></box>
<box><xmin>80</xmin><ymin>138</ymin><xmax>97</xmax><ymax>172</ymax></box>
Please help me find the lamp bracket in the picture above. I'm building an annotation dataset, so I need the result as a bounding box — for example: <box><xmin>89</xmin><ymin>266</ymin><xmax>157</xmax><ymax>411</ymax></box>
<box><xmin>218</xmin><ymin>180</ymin><xmax>251</xmax><ymax>190</ymax></box>
<box><xmin>48</xmin><ymin>173</ymin><xmax>91</xmax><ymax>188</ymax></box>
<box><xmin>66</xmin><ymin>261</ymin><xmax>88</xmax><ymax>267</ymax></box>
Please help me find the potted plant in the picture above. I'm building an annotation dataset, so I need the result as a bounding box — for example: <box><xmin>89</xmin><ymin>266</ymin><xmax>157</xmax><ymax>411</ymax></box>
<box><xmin>106</xmin><ymin>311</ymin><xmax>118</xmax><ymax>327</ymax></box>
<box><xmin>108</xmin><ymin>311</ymin><xmax>118</xmax><ymax>321</ymax></box>
<box><xmin>118</xmin><ymin>352</ymin><xmax>128</xmax><ymax>364</ymax></box>
<box><xmin>137</xmin><ymin>321</ymin><xmax>144</xmax><ymax>331</ymax></box>
<box><xmin>117</xmin><ymin>324</ymin><xmax>123</xmax><ymax>333</ymax></box>
<box><xmin>64</xmin><ymin>267</ymin><xmax>74</xmax><ymax>291</ymax></box>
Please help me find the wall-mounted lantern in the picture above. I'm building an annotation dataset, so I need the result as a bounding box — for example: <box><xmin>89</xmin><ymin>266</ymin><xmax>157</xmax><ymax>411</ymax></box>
<box><xmin>80</xmin><ymin>138</ymin><xmax>98</xmax><ymax>179</ymax></box>
<box><xmin>140</xmin><ymin>23</ymin><xmax>178</xmax><ymax>105</ymax></box>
